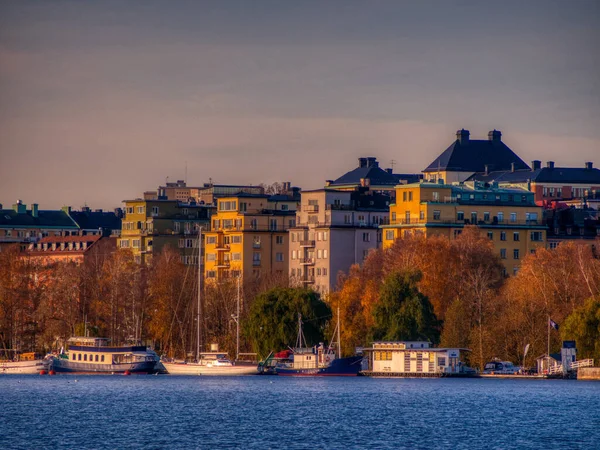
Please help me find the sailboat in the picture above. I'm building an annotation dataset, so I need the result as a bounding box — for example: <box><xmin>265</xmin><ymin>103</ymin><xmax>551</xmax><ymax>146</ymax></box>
<box><xmin>268</xmin><ymin>309</ymin><xmax>363</xmax><ymax>376</ymax></box>
<box><xmin>162</xmin><ymin>228</ymin><xmax>257</xmax><ymax>376</ymax></box>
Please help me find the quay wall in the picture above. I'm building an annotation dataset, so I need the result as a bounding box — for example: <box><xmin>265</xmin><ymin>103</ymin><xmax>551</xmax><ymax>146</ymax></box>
<box><xmin>578</xmin><ymin>367</ymin><xmax>600</xmax><ymax>380</ymax></box>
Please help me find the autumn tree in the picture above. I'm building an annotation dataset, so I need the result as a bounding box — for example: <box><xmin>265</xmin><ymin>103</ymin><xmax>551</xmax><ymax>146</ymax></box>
<box><xmin>561</xmin><ymin>297</ymin><xmax>600</xmax><ymax>362</ymax></box>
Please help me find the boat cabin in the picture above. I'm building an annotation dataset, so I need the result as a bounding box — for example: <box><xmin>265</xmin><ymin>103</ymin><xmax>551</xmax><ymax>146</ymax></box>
<box><xmin>290</xmin><ymin>345</ymin><xmax>337</xmax><ymax>369</ymax></box>
<box><xmin>364</xmin><ymin>341</ymin><xmax>469</xmax><ymax>375</ymax></box>
<box><xmin>65</xmin><ymin>336</ymin><xmax>155</xmax><ymax>365</ymax></box>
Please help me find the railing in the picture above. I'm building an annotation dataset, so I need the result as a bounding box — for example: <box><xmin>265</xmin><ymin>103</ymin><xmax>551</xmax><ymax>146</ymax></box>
<box><xmin>295</xmin><ymin>221</ymin><xmax>384</xmax><ymax>229</ymax></box>
<box><xmin>301</xmin><ymin>277</ymin><xmax>315</xmax><ymax>284</ymax></box>
<box><xmin>299</xmin><ymin>240</ymin><xmax>315</xmax><ymax>247</ymax></box>
<box><xmin>300</xmin><ymin>258</ymin><xmax>315</xmax><ymax>265</ymax></box>
<box><xmin>303</xmin><ymin>205</ymin><xmax>319</xmax><ymax>213</ymax></box>
<box><xmin>214</xmin><ymin>261</ymin><xmax>230</xmax><ymax>268</ymax></box>
<box><xmin>215</xmin><ymin>245</ymin><xmax>230</xmax><ymax>251</ymax></box>
<box><xmin>387</xmin><ymin>219</ymin><xmax>542</xmax><ymax>226</ymax></box>
<box><xmin>548</xmin><ymin>358</ymin><xmax>594</xmax><ymax>374</ymax></box>
<box><xmin>252</xmin><ymin>260</ymin><xmax>261</xmax><ymax>266</ymax></box>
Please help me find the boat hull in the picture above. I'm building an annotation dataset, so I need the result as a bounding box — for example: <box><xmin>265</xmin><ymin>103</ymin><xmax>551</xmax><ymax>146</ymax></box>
<box><xmin>275</xmin><ymin>356</ymin><xmax>363</xmax><ymax>377</ymax></box>
<box><xmin>45</xmin><ymin>358</ymin><xmax>158</xmax><ymax>374</ymax></box>
<box><xmin>0</xmin><ymin>360</ymin><xmax>44</xmax><ymax>375</ymax></box>
<box><xmin>163</xmin><ymin>362</ymin><xmax>258</xmax><ymax>376</ymax></box>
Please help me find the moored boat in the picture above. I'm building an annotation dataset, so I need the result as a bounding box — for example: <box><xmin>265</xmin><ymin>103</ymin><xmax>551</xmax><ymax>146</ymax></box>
<box><xmin>0</xmin><ymin>359</ymin><xmax>45</xmax><ymax>375</ymax></box>
<box><xmin>163</xmin><ymin>352</ymin><xmax>258</xmax><ymax>376</ymax></box>
<box><xmin>43</xmin><ymin>337</ymin><xmax>160</xmax><ymax>374</ymax></box>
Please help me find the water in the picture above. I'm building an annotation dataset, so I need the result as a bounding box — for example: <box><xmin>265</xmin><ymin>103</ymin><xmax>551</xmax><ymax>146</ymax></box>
<box><xmin>1</xmin><ymin>375</ymin><xmax>599</xmax><ymax>449</ymax></box>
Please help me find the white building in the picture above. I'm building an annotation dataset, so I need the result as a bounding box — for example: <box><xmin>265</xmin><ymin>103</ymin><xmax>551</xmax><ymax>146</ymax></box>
<box><xmin>363</xmin><ymin>341</ymin><xmax>468</xmax><ymax>376</ymax></box>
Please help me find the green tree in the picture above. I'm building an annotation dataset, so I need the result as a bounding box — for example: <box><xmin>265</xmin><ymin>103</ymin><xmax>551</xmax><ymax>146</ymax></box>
<box><xmin>243</xmin><ymin>287</ymin><xmax>331</xmax><ymax>359</ymax></box>
<box><xmin>561</xmin><ymin>297</ymin><xmax>600</xmax><ymax>362</ymax></box>
<box><xmin>372</xmin><ymin>271</ymin><xmax>440</xmax><ymax>343</ymax></box>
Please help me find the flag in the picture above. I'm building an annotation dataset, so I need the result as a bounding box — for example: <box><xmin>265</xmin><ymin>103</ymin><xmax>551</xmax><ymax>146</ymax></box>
<box><xmin>524</xmin><ymin>343</ymin><xmax>530</xmax><ymax>358</ymax></box>
<box><xmin>549</xmin><ymin>319</ymin><xmax>559</xmax><ymax>331</ymax></box>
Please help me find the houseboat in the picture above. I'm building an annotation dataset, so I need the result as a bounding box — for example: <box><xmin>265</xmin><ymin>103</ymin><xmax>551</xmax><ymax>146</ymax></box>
<box><xmin>361</xmin><ymin>341</ymin><xmax>474</xmax><ymax>377</ymax></box>
<box><xmin>43</xmin><ymin>337</ymin><xmax>160</xmax><ymax>374</ymax></box>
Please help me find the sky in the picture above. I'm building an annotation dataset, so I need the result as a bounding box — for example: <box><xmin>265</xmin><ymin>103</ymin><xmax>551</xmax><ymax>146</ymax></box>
<box><xmin>0</xmin><ymin>0</ymin><xmax>598</xmax><ymax>210</ymax></box>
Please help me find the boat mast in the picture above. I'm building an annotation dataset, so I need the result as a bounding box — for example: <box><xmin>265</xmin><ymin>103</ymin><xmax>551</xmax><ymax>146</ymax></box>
<box><xmin>196</xmin><ymin>226</ymin><xmax>203</xmax><ymax>362</ymax></box>
<box><xmin>337</xmin><ymin>306</ymin><xmax>341</xmax><ymax>358</ymax></box>
<box><xmin>236</xmin><ymin>275</ymin><xmax>240</xmax><ymax>361</ymax></box>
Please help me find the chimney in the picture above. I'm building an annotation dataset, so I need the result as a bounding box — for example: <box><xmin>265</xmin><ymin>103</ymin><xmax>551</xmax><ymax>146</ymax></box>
<box><xmin>13</xmin><ymin>200</ymin><xmax>26</xmax><ymax>214</ymax></box>
<box><xmin>0</xmin><ymin>203</ymin><xmax>3</xmax><ymax>209</ymax></box>
<box><xmin>456</xmin><ymin>129</ymin><xmax>470</xmax><ymax>144</ymax></box>
<box><xmin>385</xmin><ymin>168</ymin><xmax>393</xmax><ymax>174</ymax></box>
<box><xmin>358</xmin><ymin>157</ymin><xmax>368</xmax><ymax>168</ymax></box>
<box><xmin>547</xmin><ymin>161</ymin><xmax>555</xmax><ymax>169</ymax></box>
<box><xmin>511</xmin><ymin>163</ymin><xmax>516</xmax><ymax>173</ymax></box>
<box><xmin>366</xmin><ymin>157</ymin><xmax>378</xmax><ymax>168</ymax></box>
<box><xmin>62</xmin><ymin>205</ymin><xmax>72</xmax><ymax>214</ymax></box>
<box><xmin>488</xmin><ymin>130</ymin><xmax>502</xmax><ymax>142</ymax></box>
<box><xmin>532</xmin><ymin>160</ymin><xmax>541</xmax><ymax>170</ymax></box>
<box><xmin>585</xmin><ymin>162</ymin><xmax>593</xmax><ymax>170</ymax></box>
<box><xmin>325</xmin><ymin>180</ymin><xmax>333</xmax><ymax>187</ymax></box>
<box><xmin>31</xmin><ymin>203</ymin><xmax>39</xmax><ymax>218</ymax></box>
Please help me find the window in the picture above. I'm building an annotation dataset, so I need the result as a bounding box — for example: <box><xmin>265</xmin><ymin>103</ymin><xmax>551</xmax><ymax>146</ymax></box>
<box><xmin>420</xmin><ymin>211</ymin><xmax>425</xmax><ymax>220</ymax></box>
<box><xmin>185</xmin><ymin>239</ymin><xmax>193</xmax><ymax>248</ymax></box>
<box><xmin>151</xmin><ymin>206</ymin><xmax>159</xmax><ymax>216</ymax></box>
<box><xmin>206</xmin><ymin>271</ymin><xmax>216</xmax><ymax>278</ymax></box>
<box><xmin>323</xmin><ymin>232</ymin><xmax>328</xmax><ymax>241</ymax></box>
<box><xmin>386</xmin><ymin>230</ymin><xmax>394</xmax><ymax>240</ymax></box>
<box><xmin>513</xmin><ymin>249</ymin><xmax>519</xmax><ymax>260</ymax></box>
<box><xmin>250</xmin><ymin>219</ymin><xmax>258</xmax><ymax>230</ymax></box>
<box><xmin>510</xmin><ymin>213</ymin><xmax>517</xmax><ymax>223</ymax></box>
<box><xmin>95</xmin><ymin>355</ymin><xmax>99</xmax><ymax>362</ymax></box>
<box><xmin>531</xmin><ymin>231</ymin><xmax>543</xmax><ymax>242</ymax></box>
<box><xmin>101</xmin><ymin>355</ymin><xmax>105</xmax><ymax>362</ymax></box>
<box><xmin>120</xmin><ymin>239</ymin><xmax>130</xmax><ymax>248</ymax></box>
<box><xmin>276</xmin><ymin>253</ymin><xmax>284</xmax><ymax>262</ymax></box>
<box><xmin>513</xmin><ymin>232</ymin><xmax>520</xmax><ymax>242</ymax></box>
<box><xmin>137</xmin><ymin>206</ymin><xmax>145</xmax><ymax>214</ymax></box>
<box><xmin>500</xmin><ymin>231</ymin><xmax>506</xmax><ymax>241</ymax></box>
<box><xmin>403</xmin><ymin>192</ymin><xmax>407</xmax><ymax>201</ymax></box>
<box><xmin>291</xmin><ymin>268</ymin><xmax>296</xmax><ymax>276</ymax></box>
<box><xmin>323</xmin><ymin>268</ymin><xmax>328</xmax><ymax>276</ymax></box>
<box><xmin>484</xmin><ymin>212</ymin><xmax>490</xmax><ymax>222</ymax></box>
<box><xmin>232</xmin><ymin>253</ymin><xmax>241</xmax><ymax>261</ymax></box>
<box><xmin>317</xmin><ymin>268</ymin><xmax>322</xmax><ymax>276</ymax></box>
<box><xmin>526</xmin><ymin>212</ymin><xmax>538</xmax><ymax>223</ymax></box>
<box><xmin>127</xmin><ymin>207</ymin><xmax>134</xmax><ymax>214</ymax></box>
<box><xmin>292</xmin><ymin>250</ymin><xmax>297</xmax><ymax>260</ymax></box>
<box><xmin>207</xmin><ymin>236</ymin><xmax>216</xmax><ymax>244</ymax></box>
<box><xmin>497</xmin><ymin>212</ymin><xmax>504</xmax><ymax>223</ymax></box>
<box><xmin>219</xmin><ymin>201</ymin><xmax>237</xmax><ymax>211</ymax></box>
<box><xmin>433</xmin><ymin>210</ymin><xmax>441</xmax><ymax>220</ymax></box>
<box><xmin>207</xmin><ymin>253</ymin><xmax>216</xmax><ymax>261</ymax></box>
<box><xmin>323</xmin><ymin>250</ymin><xmax>328</xmax><ymax>259</ymax></box>
<box><xmin>253</xmin><ymin>252</ymin><xmax>261</xmax><ymax>265</ymax></box>
<box><xmin>276</xmin><ymin>235</ymin><xmax>284</xmax><ymax>244</ymax></box>
<box><xmin>132</xmin><ymin>239</ymin><xmax>141</xmax><ymax>248</ymax></box>
<box><xmin>213</xmin><ymin>219</ymin><xmax>220</xmax><ymax>230</ymax></box>
<box><xmin>182</xmin><ymin>208</ymin><xmax>188</xmax><ymax>215</ymax></box>
<box><xmin>84</xmin><ymin>354</ymin><xmax>87</xmax><ymax>361</ymax></box>
<box><xmin>317</xmin><ymin>249</ymin><xmax>322</xmax><ymax>259</ymax></box>
<box><xmin>291</xmin><ymin>233</ymin><xmax>296</xmax><ymax>243</ymax></box>
<box><xmin>470</xmin><ymin>212</ymin><xmax>477</xmax><ymax>223</ymax></box>
<box><xmin>513</xmin><ymin>267</ymin><xmax>519</xmax><ymax>276</ymax></box>
<box><xmin>231</xmin><ymin>235</ymin><xmax>242</xmax><ymax>244</ymax></box>
<box><xmin>457</xmin><ymin>211</ymin><xmax>464</xmax><ymax>221</ymax></box>
<box><xmin>363</xmin><ymin>232</ymin><xmax>370</xmax><ymax>242</ymax></box>
<box><xmin>253</xmin><ymin>236</ymin><xmax>261</xmax><ymax>248</ymax></box>
<box><xmin>500</xmin><ymin>249</ymin><xmax>507</xmax><ymax>259</ymax></box>
<box><xmin>408</xmin><ymin>191</ymin><xmax>413</xmax><ymax>201</ymax></box>
<box><xmin>363</xmin><ymin>249</ymin><xmax>369</xmax><ymax>260</ymax></box>
<box><xmin>391</xmin><ymin>212</ymin><xmax>397</xmax><ymax>221</ymax></box>
<box><xmin>270</xmin><ymin>219</ymin><xmax>278</xmax><ymax>231</ymax></box>
<box><xmin>487</xmin><ymin>232</ymin><xmax>493</xmax><ymax>240</ymax></box>
<box><xmin>432</xmin><ymin>192</ymin><xmax>439</xmax><ymax>201</ymax></box>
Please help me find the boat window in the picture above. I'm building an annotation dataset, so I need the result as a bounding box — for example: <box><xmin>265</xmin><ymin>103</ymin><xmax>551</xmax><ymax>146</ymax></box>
<box><xmin>95</xmin><ymin>355</ymin><xmax>99</xmax><ymax>362</ymax></box>
<box><xmin>84</xmin><ymin>354</ymin><xmax>87</xmax><ymax>361</ymax></box>
<box><xmin>101</xmin><ymin>355</ymin><xmax>105</xmax><ymax>362</ymax></box>
<box><xmin>78</xmin><ymin>353</ymin><xmax>81</xmax><ymax>361</ymax></box>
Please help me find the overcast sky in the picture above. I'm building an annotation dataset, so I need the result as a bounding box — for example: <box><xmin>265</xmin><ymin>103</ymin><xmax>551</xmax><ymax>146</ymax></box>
<box><xmin>1</xmin><ymin>0</ymin><xmax>598</xmax><ymax>210</ymax></box>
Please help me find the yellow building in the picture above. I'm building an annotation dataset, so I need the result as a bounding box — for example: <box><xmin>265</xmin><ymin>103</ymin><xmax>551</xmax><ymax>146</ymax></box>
<box><xmin>381</xmin><ymin>181</ymin><xmax>546</xmax><ymax>275</ymax></box>
<box><xmin>204</xmin><ymin>193</ymin><xmax>298</xmax><ymax>281</ymax></box>
<box><xmin>118</xmin><ymin>199</ymin><xmax>212</xmax><ymax>265</ymax></box>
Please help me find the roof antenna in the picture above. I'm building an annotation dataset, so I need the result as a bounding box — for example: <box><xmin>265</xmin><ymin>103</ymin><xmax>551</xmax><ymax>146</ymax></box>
<box><xmin>390</xmin><ymin>159</ymin><xmax>396</xmax><ymax>171</ymax></box>
<box><xmin>185</xmin><ymin>161</ymin><xmax>188</xmax><ymax>184</ymax></box>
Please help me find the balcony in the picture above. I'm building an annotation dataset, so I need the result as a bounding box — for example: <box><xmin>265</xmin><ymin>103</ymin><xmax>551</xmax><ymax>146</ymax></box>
<box><xmin>215</xmin><ymin>261</ymin><xmax>230</xmax><ymax>268</ymax></box>
<box><xmin>215</xmin><ymin>244</ymin><xmax>230</xmax><ymax>251</ymax></box>
<box><xmin>301</xmin><ymin>277</ymin><xmax>315</xmax><ymax>284</ymax></box>
<box><xmin>387</xmin><ymin>218</ymin><xmax>542</xmax><ymax>227</ymax></box>
<box><xmin>252</xmin><ymin>242</ymin><xmax>261</xmax><ymax>249</ymax></box>
<box><xmin>304</xmin><ymin>205</ymin><xmax>319</xmax><ymax>213</ymax></box>
<box><xmin>300</xmin><ymin>240</ymin><xmax>315</xmax><ymax>247</ymax></box>
<box><xmin>252</xmin><ymin>260</ymin><xmax>261</xmax><ymax>266</ymax></box>
<box><xmin>300</xmin><ymin>258</ymin><xmax>315</xmax><ymax>265</ymax></box>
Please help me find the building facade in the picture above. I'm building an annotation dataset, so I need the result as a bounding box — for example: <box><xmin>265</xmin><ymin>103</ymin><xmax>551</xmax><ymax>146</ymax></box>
<box><xmin>118</xmin><ymin>199</ymin><xmax>213</xmax><ymax>265</ymax></box>
<box><xmin>288</xmin><ymin>189</ymin><xmax>390</xmax><ymax>295</ymax></box>
<box><xmin>203</xmin><ymin>193</ymin><xmax>298</xmax><ymax>282</ymax></box>
<box><xmin>381</xmin><ymin>181</ymin><xmax>546</xmax><ymax>275</ymax></box>
<box><xmin>24</xmin><ymin>235</ymin><xmax>116</xmax><ymax>265</ymax></box>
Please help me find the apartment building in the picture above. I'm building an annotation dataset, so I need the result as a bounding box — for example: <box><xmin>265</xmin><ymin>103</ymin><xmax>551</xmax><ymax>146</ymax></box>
<box><xmin>381</xmin><ymin>181</ymin><xmax>546</xmax><ymax>276</ymax></box>
<box><xmin>118</xmin><ymin>199</ymin><xmax>213</xmax><ymax>265</ymax></box>
<box><xmin>288</xmin><ymin>189</ymin><xmax>390</xmax><ymax>295</ymax></box>
<box><xmin>203</xmin><ymin>193</ymin><xmax>298</xmax><ymax>282</ymax></box>
<box><xmin>143</xmin><ymin>179</ymin><xmax>265</xmax><ymax>205</ymax></box>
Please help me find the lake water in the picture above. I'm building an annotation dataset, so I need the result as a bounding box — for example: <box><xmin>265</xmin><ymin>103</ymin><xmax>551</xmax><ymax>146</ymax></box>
<box><xmin>1</xmin><ymin>375</ymin><xmax>599</xmax><ymax>449</ymax></box>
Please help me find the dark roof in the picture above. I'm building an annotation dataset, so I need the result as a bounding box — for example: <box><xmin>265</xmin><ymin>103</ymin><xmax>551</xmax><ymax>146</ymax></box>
<box><xmin>0</xmin><ymin>209</ymin><xmax>79</xmax><ymax>229</ymax></box>
<box><xmin>424</xmin><ymin>136</ymin><xmax>530</xmax><ymax>173</ymax></box>
<box><xmin>469</xmin><ymin>167</ymin><xmax>600</xmax><ymax>185</ymax></box>
<box><xmin>69</xmin><ymin>210</ymin><xmax>122</xmax><ymax>231</ymax></box>
<box><xmin>331</xmin><ymin>157</ymin><xmax>418</xmax><ymax>187</ymax></box>
<box><xmin>268</xmin><ymin>194</ymin><xmax>300</xmax><ymax>202</ymax></box>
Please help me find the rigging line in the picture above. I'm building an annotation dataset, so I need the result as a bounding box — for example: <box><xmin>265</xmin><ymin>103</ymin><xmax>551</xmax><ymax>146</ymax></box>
<box><xmin>165</xmin><ymin>257</ymin><xmax>193</xmax><ymax>356</ymax></box>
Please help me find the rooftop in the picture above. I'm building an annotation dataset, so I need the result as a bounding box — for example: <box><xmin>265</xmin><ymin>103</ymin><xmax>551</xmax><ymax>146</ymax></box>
<box><xmin>330</xmin><ymin>157</ymin><xmax>421</xmax><ymax>187</ymax></box>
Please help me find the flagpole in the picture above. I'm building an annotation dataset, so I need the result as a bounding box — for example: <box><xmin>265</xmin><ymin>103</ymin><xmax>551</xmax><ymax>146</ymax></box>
<box><xmin>547</xmin><ymin>315</ymin><xmax>550</xmax><ymax>373</ymax></box>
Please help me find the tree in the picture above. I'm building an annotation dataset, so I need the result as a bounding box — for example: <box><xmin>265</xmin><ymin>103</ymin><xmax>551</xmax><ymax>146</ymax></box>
<box><xmin>243</xmin><ymin>287</ymin><xmax>331</xmax><ymax>359</ymax></box>
<box><xmin>561</xmin><ymin>297</ymin><xmax>600</xmax><ymax>362</ymax></box>
<box><xmin>371</xmin><ymin>271</ymin><xmax>440</xmax><ymax>343</ymax></box>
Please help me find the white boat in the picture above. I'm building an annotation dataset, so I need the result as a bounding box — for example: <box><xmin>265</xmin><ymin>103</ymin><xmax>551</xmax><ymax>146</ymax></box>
<box><xmin>163</xmin><ymin>229</ymin><xmax>257</xmax><ymax>376</ymax></box>
<box><xmin>163</xmin><ymin>352</ymin><xmax>257</xmax><ymax>376</ymax></box>
<box><xmin>0</xmin><ymin>359</ymin><xmax>44</xmax><ymax>374</ymax></box>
